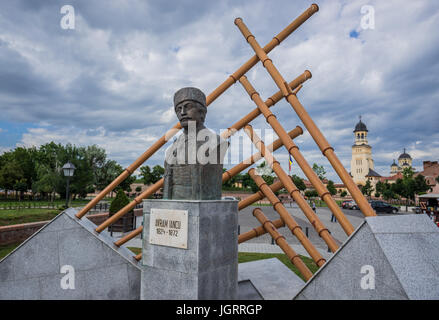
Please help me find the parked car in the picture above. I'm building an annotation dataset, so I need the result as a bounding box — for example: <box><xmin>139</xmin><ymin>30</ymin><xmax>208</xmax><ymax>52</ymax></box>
<box><xmin>369</xmin><ymin>200</ymin><xmax>399</xmax><ymax>214</ymax></box>
<box><xmin>342</xmin><ymin>200</ymin><xmax>358</xmax><ymax>210</ymax></box>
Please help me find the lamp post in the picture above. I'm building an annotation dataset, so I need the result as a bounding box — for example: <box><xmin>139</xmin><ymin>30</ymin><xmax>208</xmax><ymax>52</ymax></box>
<box><xmin>62</xmin><ymin>161</ymin><xmax>76</xmax><ymax>208</ymax></box>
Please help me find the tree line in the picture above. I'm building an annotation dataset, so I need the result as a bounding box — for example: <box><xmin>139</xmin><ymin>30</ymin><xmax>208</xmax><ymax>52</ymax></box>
<box><xmin>0</xmin><ymin>142</ymin><xmax>135</xmax><ymax>201</ymax></box>
<box><xmin>360</xmin><ymin>167</ymin><xmax>431</xmax><ymax>205</ymax></box>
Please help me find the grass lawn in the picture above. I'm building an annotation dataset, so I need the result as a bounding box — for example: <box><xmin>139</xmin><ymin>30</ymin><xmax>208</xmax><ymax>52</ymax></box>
<box><xmin>0</xmin><ymin>242</ymin><xmax>21</xmax><ymax>260</ymax></box>
<box><xmin>127</xmin><ymin>247</ymin><xmax>318</xmax><ymax>281</ymax></box>
<box><xmin>0</xmin><ymin>200</ymin><xmax>88</xmax><ymax>210</ymax></box>
<box><xmin>0</xmin><ymin>208</ymin><xmax>62</xmax><ymax>226</ymax></box>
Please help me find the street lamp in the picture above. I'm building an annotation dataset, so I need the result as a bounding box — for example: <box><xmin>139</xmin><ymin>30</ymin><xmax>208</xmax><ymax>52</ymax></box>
<box><xmin>62</xmin><ymin>161</ymin><xmax>76</xmax><ymax>208</ymax></box>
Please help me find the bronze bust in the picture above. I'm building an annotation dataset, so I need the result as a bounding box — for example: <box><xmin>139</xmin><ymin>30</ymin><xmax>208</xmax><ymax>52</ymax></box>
<box><xmin>163</xmin><ymin>87</ymin><xmax>228</xmax><ymax>200</ymax></box>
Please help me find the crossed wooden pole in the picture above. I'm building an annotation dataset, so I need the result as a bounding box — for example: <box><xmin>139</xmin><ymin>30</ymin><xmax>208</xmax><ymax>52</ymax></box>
<box><xmin>72</xmin><ymin>4</ymin><xmax>376</xmax><ymax>279</ymax></box>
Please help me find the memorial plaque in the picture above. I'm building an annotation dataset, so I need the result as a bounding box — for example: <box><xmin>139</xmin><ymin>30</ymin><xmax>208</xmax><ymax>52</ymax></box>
<box><xmin>149</xmin><ymin>208</ymin><xmax>188</xmax><ymax>249</ymax></box>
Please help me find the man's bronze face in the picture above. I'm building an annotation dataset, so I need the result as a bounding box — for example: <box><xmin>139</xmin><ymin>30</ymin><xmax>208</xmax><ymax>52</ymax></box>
<box><xmin>175</xmin><ymin>101</ymin><xmax>206</xmax><ymax>129</ymax></box>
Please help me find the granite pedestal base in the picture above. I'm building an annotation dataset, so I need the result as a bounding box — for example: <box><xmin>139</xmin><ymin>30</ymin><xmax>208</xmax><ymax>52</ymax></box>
<box><xmin>140</xmin><ymin>199</ymin><xmax>238</xmax><ymax>300</ymax></box>
<box><xmin>294</xmin><ymin>214</ymin><xmax>439</xmax><ymax>300</ymax></box>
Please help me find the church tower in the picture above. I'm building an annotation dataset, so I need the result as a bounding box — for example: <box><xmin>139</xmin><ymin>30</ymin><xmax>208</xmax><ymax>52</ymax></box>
<box><xmin>350</xmin><ymin>116</ymin><xmax>374</xmax><ymax>186</ymax></box>
<box><xmin>398</xmin><ymin>148</ymin><xmax>412</xmax><ymax>171</ymax></box>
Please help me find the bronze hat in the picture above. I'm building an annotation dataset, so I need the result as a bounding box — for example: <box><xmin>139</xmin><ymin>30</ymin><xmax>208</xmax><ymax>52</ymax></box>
<box><xmin>173</xmin><ymin>87</ymin><xmax>206</xmax><ymax>109</ymax></box>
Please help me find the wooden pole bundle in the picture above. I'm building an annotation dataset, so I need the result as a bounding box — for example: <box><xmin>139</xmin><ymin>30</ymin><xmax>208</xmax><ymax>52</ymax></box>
<box><xmin>244</xmin><ymin>125</ymin><xmax>339</xmax><ymax>252</ymax></box>
<box><xmin>239</xmin><ymin>75</ymin><xmax>354</xmax><ymax>236</ymax></box>
<box><xmin>249</xmin><ymin>169</ymin><xmax>326</xmax><ymax>266</ymax></box>
<box><xmin>238</xmin><ymin>218</ymin><xmax>285</xmax><ymax>243</ymax></box>
<box><xmin>223</xmin><ymin>126</ymin><xmax>303</xmax><ymax>182</ymax></box>
<box><xmin>253</xmin><ymin>208</ymin><xmax>313</xmax><ymax>280</ymax></box>
<box><xmin>76</xmin><ymin>4</ymin><xmax>319</xmax><ymax>220</ymax></box>
<box><xmin>238</xmin><ymin>180</ymin><xmax>284</xmax><ymax>210</ymax></box>
<box><xmin>234</xmin><ymin>17</ymin><xmax>376</xmax><ymax>218</ymax></box>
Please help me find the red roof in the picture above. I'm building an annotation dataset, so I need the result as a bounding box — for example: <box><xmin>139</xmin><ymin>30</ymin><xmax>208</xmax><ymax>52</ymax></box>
<box><xmin>379</xmin><ymin>172</ymin><xmax>403</xmax><ymax>182</ymax></box>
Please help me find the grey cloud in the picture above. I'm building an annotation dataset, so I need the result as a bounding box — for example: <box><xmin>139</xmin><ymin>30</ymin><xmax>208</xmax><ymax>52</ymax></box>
<box><xmin>0</xmin><ymin>0</ymin><xmax>438</xmax><ymax>179</ymax></box>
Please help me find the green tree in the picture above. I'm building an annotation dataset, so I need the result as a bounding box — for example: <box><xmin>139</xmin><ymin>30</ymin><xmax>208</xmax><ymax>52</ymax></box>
<box><xmin>0</xmin><ymin>156</ymin><xmax>24</xmax><ymax>199</ymax></box>
<box><xmin>361</xmin><ymin>180</ymin><xmax>373</xmax><ymax>198</ymax></box>
<box><xmin>116</xmin><ymin>165</ymin><xmax>136</xmax><ymax>193</ymax></box>
<box><xmin>392</xmin><ymin>168</ymin><xmax>430</xmax><ymax>210</ymax></box>
<box><xmin>251</xmin><ymin>161</ymin><xmax>275</xmax><ymax>193</ymax></box>
<box><xmin>95</xmin><ymin>160</ymin><xmax>121</xmax><ymax>191</ymax></box>
<box><xmin>140</xmin><ymin>165</ymin><xmax>154</xmax><ymax>185</ymax></box>
<box><xmin>312</xmin><ymin>163</ymin><xmax>326</xmax><ymax>180</ymax></box>
<box><xmin>340</xmin><ymin>190</ymin><xmax>347</xmax><ymax>198</ymax></box>
<box><xmin>375</xmin><ymin>181</ymin><xmax>385</xmax><ymax>195</ymax></box>
<box><xmin>11</xmin><ymin>147</ymin><xmax>37</xmax><ymax>195</ymax></box>
<box><xmin>151</xmin><ymin>165</ymin><xmax>165</xmax><ymax>183</ymax></box>
<box><xmin>222</xmin><ymin>168</ymin><xmax>239</xmax><ymax>189</ymax></box>
<box><xmin>291</xmin><ymin>175</ymin><xmax>306</xmax><ymax>191</ymax></box>
<box><xmin>0</xmin><ymin>147</ymin><xmax>39</xmax><ymax>200</ymax></box>
<box><xmin>305</xmin><ymin>189</ymin><xmax>318</xmax><ymax>198</ymax></box>
<box><xmin>240</xmin><ymin>172</ymin><xmax>253</xmax><ymax>189</ymax></box>
<box><xmin>109</xmin><ymin>189</ymin><xmax>130</xmax><ymax>215</ymax></box>
<box><xmin>326</xmin><ymin>180</ymin><xmax>337</xmax><ymax>196</ymax></box>
<box><xmin>33</xmin><ymin>162</ymin><xmax>62</xmax><ymax>201</ymax></box>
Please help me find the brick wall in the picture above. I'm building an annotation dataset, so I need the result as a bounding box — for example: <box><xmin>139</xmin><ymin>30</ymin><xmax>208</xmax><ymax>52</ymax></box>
<box><xmin>0</xmin><ymin>212</ymin><xmax>109</xmax><ymax>246</ymax></box>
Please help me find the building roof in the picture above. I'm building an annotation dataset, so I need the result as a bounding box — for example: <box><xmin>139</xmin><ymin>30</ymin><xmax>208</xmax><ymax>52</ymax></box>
<box><xmin>366</xmin><ymin>168</ymin><xmax>381</xmax><ymax>177</ymax></box>
<box><xmin>391</xmin><ymin>159</ymin><xmax>398</xmax><ymax>167</ymax></box>
<box><xmin>380</xmin><ymin>172</ymin><xmax>403</xmax><ymax>182</ymax></box>
<box><xmin>354</xmin><ymin>118</ymin><xmax>368</xmax><ymax>132</ymax></box>
<box><xmin>398</xmin><ymin>148</ymin><xmax>412</xmax><ymax>160</ymax></box>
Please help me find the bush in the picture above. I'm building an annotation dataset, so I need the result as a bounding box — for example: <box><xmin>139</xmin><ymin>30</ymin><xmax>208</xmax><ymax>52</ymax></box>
<box><xmin>109</xmin><ymin>189</ymin><xmax>130</xmax><ymax>215</ymax></box>
<box><xmin>305</xmin><ymin>189</ymin><xmax>318</xmax><ymax>198</ymax></box>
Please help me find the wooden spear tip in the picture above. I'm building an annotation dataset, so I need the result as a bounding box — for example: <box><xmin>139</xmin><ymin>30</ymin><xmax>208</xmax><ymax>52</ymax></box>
<box><xmin>234</xmin><ymin>17</ymin><xmax>243</xmax><ymax>25</ymax></box>
<box><xmin>311</xmin><ymin>4</ymin><xmax>320</xmax><ymax>12</ymax></box>
<box><xmin>304</xmin><ymin>70</ymin><xmax>312</xmax><ymax>79</ymax></box>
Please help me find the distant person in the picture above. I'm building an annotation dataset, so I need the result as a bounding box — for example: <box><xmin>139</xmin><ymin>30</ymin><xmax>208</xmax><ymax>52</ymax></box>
<box><xmin>312</xmin><ymin>201</ymin><xmax>316</xmax><ymax>213</ymax></box>
<box><xmin>331</xmin><ymin>213</ymin><xmax>337</xmax><ymax>223</ymax></box>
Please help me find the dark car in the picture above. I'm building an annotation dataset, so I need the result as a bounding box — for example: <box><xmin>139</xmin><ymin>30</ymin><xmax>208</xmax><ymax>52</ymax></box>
<box><xmin>369</xmin><ymin>200</ymin><xmax>399</xmax><ymax>214</ymax></box>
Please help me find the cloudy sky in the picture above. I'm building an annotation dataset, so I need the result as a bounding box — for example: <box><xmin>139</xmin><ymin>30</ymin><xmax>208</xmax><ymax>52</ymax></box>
<box><xmin>0</xmin><ymin>0</ymin><xmax>438</xmax><ymax>182</ymax></box>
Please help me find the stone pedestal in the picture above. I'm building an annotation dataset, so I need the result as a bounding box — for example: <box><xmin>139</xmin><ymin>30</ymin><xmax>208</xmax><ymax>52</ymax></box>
<box><xmin>140</xmin><ymin>199</ymin><xmax>238</xmax><ymax>300</ymax></box>
<box><xmin>294</xmin><ymin>214</ymin><xmax>439</xmax><ymax>300</ymax></box>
